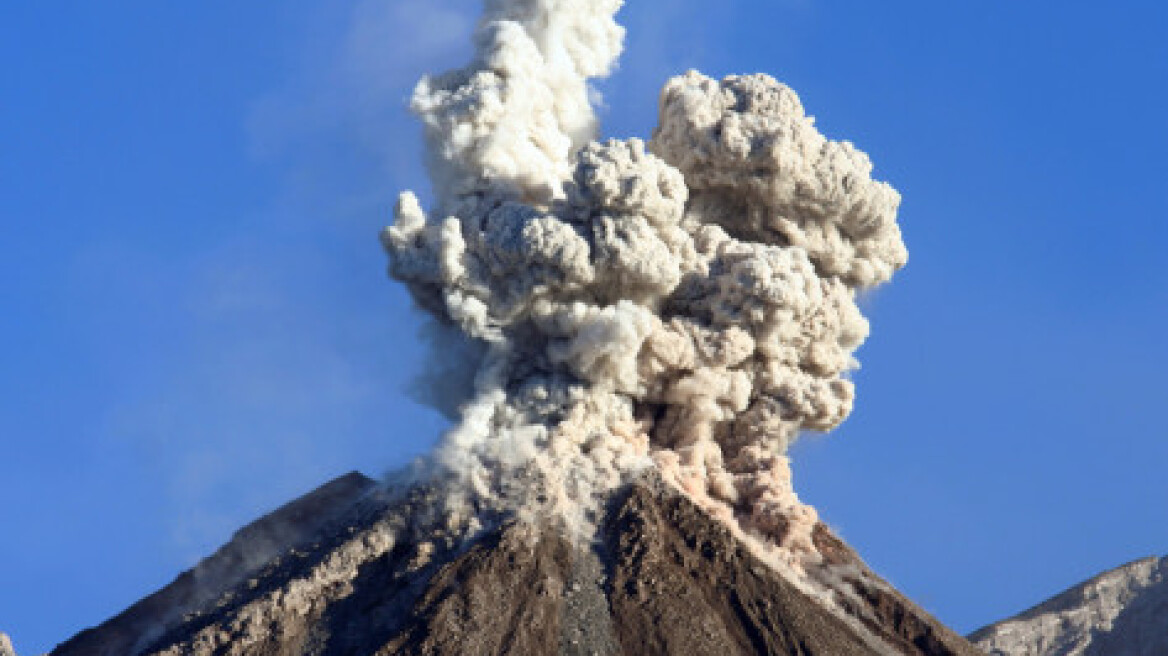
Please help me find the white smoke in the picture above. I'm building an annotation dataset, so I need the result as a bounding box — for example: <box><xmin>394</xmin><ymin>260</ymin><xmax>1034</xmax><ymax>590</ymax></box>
<box><xmin>411</xmin><ymin>0</ymin><xmax>625</xmax><ymax>206</ymax></box>
<box><xmin>383</xmin><ymin>0</ymin><xmax>906</xmax><ymax>570</ymax></box>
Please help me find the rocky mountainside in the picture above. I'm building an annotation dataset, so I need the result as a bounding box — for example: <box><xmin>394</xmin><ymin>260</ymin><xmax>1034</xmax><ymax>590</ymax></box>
<box><xmin>49</xmin><ymin>472</ymin><xmax>982</xmax><ymax>656</ymax></box>
<box><xmin>1</xmin><ymin>633</ymin><xmax>15</xmax><ymax>656</ymax></box>
<box><xmin>970</xmin><ymin>555</ymin><xmax>1168</xmax><ymax>655</ymax></box>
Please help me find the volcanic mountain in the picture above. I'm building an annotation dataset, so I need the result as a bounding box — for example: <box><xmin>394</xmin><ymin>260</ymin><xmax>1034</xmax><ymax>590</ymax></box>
<box><xmin>971</xmin><ymin>555</ymin><xmax>1168</xmax><ymax>655</ymax></box>
<box><xmin>47</xmin><ymin>471</ymin><xmax>982</xmax><ymax>656</ymax></box>
<box><xmin>37</xmin><ymin>3</ymin><xmax>955</xmax><ymax>653</ymax></box>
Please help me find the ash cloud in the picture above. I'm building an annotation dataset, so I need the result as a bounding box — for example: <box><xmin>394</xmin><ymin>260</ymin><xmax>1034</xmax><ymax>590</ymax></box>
<box><xmin>383</xmin><ymin>0</ymin><xmax>906</xmax><ymax>570</ymax></box>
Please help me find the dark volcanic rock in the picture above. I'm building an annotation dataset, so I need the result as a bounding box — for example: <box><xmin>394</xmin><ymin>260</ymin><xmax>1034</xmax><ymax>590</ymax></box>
<box><xmin>380</xmin><ymin>522</ymin><xmax>576</xmax><ymax>655</ymax></box>
<box><xmin>602</xmin><ymin>476</ymin><xmax>982</xmax><ymax>656</ymax></box>
<box><xmin>53</xmin><ymin>472</ymin><xmax>982</xmax><ymax>656</ymax></box>
<box><xmin>604</xmin><ymin>479</ymin><xmax>879</xmax><ymax>655</ymax></box>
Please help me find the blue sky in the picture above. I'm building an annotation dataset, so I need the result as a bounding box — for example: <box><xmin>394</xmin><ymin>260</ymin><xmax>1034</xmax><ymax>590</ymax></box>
<box><xmin>2</xmin><ymin>2</ymin><xmax>1167</xmax><ymax>653</ymax></box>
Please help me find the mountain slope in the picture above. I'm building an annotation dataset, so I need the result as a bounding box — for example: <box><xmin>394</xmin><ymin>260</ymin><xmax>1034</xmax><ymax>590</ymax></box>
<box><xmin>51</xmin><ymin>472</ymin><xmax>982</xmax><ymax>656</ymax></box>
<box><xmin>51</xmin><ymin>473</ymin><xmax>377</xmax><ymax>656</ymax></box>
<box><xmin>971</xmin><ymin>555</ymin><xmax>1168</xmax><ymax>655</ymax></box>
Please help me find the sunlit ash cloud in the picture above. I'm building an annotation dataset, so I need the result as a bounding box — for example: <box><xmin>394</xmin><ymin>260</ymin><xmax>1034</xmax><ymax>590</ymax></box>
<box><xmin>383</xmin><ymin>0</ymin><xmax>906</xmax><ymax>581</ymax></box>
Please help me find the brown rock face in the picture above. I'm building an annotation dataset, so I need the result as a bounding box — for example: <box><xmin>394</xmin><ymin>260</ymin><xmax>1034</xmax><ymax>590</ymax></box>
<box><xmin>604</xmin><ymin>480</ymin><xmax>879</xmax><ymax>655</ymax></box>
<box><xmin>52</xmin><ymin>472</ymin><xmax>982</xmax><ymax>656</ymax></box>
<box><xmin>601</xmin><ymin>477</ymin><xmax>982</xmax><ymax>656</ymax></box>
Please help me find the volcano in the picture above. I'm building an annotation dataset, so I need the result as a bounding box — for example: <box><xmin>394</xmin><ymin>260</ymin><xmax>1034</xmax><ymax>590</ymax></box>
<box><xmin>38</xmin><ymin>2</ymin><xmax>960</xmax><ymax>653</ymax></box>
<box><xmin>49</xmin><ymin>472</ymin><xmax>982</xmax><ymax>656</ymax></box>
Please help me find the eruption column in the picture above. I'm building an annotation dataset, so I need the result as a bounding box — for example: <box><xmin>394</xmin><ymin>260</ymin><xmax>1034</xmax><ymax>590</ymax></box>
<box><xmin>383</xmin><ymin>0</ymin><xmax>907</xmax><ymax>571</ymax></box>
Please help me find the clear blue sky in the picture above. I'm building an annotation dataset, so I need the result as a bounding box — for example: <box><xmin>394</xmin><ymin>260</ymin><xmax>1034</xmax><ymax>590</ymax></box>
<box><xmin>3</xmin><ymin>2</ymin><xmax>1167</xmax><ymax>654</ymax></box>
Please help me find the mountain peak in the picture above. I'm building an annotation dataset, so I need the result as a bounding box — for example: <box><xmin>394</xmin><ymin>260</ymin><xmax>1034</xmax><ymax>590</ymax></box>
<box><xmin>50</xmin><ymin>471</ymin><xmax>981</xmax><ymax>656</ymax></box>
<box><xmin>972</xmin><ymin>555</ymin><xmax>1168</xmax><ymax>655</ymax></box>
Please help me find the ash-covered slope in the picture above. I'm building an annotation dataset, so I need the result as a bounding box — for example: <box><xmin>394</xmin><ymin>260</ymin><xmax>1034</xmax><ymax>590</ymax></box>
<box><xmin>52</xmin><ymin>472</ymin><xmax>981</xmax><ymax>656</ymax></box>
<box><xmin>51</xmin><ymin>473</ymin><xmax>377</xmax><ymax>656</ymax></box>
<box><xmin>970</xmin><ymin>555</ymin><xmax>1168</xmax><ymax>656</ymax></box>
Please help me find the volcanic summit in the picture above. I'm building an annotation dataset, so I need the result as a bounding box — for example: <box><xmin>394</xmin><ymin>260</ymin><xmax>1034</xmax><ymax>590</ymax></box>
<box><xmin>51</xmin><ymin>471</ymin><xmax>980</xmax><ymax>656</ymax></box>
<box><xmin>37</xmin><ymin>0</ymin><xmax>983</xmax><ymax>654</ymax></box>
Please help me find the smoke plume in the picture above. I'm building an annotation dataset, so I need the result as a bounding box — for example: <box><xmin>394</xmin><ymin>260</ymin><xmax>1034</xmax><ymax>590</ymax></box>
<box><xmin>383</xmin><ymin>0</ymin><xmax>906</xmax><ymax>572</ymax></box>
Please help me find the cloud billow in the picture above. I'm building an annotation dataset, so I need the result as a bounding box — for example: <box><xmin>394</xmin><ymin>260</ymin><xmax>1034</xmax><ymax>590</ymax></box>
<box><xmin>383</xmin><ymin>0</ymin><xmax>906</xmax><ymax>575</ymax></box>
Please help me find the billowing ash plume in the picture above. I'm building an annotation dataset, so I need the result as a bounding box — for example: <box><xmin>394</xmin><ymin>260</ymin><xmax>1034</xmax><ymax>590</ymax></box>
<box><xmin>383</xmin><ymin>0</ymin><xmax>906</xmax><ymax>570</ymax></box>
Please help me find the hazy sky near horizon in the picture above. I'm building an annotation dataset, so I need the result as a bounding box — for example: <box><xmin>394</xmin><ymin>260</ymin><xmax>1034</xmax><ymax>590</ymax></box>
<box><xmin>3</xmin><ymin>2</ymin><xmax>1168</xmax><ymax>654</ymax></box>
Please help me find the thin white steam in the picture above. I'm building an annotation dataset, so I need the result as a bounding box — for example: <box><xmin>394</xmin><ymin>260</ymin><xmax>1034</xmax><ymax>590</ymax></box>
<box><xmin>383</xmin><ymin>0</ymin><xmax>906</xmax><ymax>569</ymax></box>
